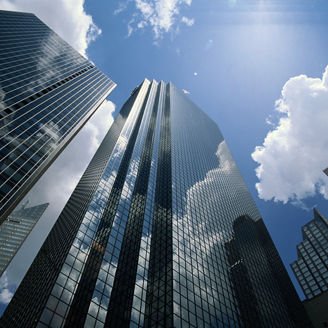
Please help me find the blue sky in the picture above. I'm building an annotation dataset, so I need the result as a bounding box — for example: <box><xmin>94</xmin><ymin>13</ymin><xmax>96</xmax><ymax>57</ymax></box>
<box><xmin>1</xmin><ymin>0</ymin><xmax>328</xmax><ymax>306</ymax></box>
<box><xmin>84</xmin><ymin>0</ymin><xmax>328</xmax><ymax>298</ymax></box>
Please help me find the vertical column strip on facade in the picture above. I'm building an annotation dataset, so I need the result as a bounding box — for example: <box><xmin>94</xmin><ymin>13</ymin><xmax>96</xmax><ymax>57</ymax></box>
<box><xmin>63</xmin><ymin>81</ymin><xmax>151</xmax><ymax>327</ymax></box>
<box><xmin>105</xmin><ymin>82</ymin><xmax>161</xmax><ymax>327</ymax></box>
<box><xmin>129</xmin><ymin>81</ymin><xmax>165</xmax><ymax>328</ymax></box>
<box><xmin>144</xmin><ymin>83</ymin><xmax>173</xmax><ymax>328</ymax></box>
<box><xmin>36</xmin><ymin>83</ymin><xmax>147</xmax><ymax>328</ymax></box>
<box><xmin>83</xmin><ymin>81</ymin><xmax>158</xmax><ymax>327</ymax></box>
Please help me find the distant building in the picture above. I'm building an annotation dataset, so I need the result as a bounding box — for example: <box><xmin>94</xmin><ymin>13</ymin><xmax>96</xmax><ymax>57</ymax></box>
<box><xmin>303</xmin><ymin>291</ymin><xmax>328</xmax><ymax>328</ymax></box>
<box><xmin>291</xmin><ymin>208</ymin><xmax>328</xmax><ymax>327</ymax></box>
<box><xmin>0</xmin><ymin>10</ymin><xmax>115</xmax><ymax>223</ymax></box>
<box><xmin>323</xmin><ymin>168</ymin><xmax>328</xmax><ymax>176</ymax></box>
<box><xmin>0</xmin><ymin>202</ymin><xmax>49</xmax><ymax>275</ymax></box>
<box><xmin>291</xmin><ymin>208</ymin><xmax>328</xmax><ymax>299</ymax></box>
<box><xmin>225</xmin><ymin>215</ymin><xmax>311</xmax><ymax>328</ymax></box>
<box><xmin>1</xmin><ymin>79</ymin><xmax>311</xmax><ymax>327</ymax></box>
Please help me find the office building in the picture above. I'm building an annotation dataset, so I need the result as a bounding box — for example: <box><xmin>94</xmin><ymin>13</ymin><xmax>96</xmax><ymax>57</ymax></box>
<box><xmin>302</xmin><ymin>292</ymin><xmax>328</xmax><ymax>328</ymax></box>
<box><xmin>1</xmin><ymin>79</ymin><xmax>310</xmax><ymax>327</ymax></box>
<box><xmin>0</xmin><ymin>10</ymin><xmax>116</xmax><ymax>223</ymax></box>
<box><xmin>291</xmin><ymin>208</ymin><xmax>328</xmax><ymax>327</ymax></box>
<box><xmin>226</xmin><ymin>215</ymin><xmax>310</xmax><ymax>327</ymax></box>
<box><xmin>291</xmin><ymin>208</ymin><xmax>328</xmax><ymax>299</ymax></box>
<box><xmin>0</xmin><ymin>201</ymin><xmax>48</xmax><ymax>275</ymax></box>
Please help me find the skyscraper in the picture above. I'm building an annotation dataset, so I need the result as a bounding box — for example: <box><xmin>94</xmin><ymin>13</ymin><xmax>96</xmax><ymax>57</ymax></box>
<box><xmin>226</xmin><ymin>216</ymin><xmax>310</xmax><ymax>327</ymax></box>
<box><xmin>290</xmin><ymin>208</ymin><xmax>328</xmax><ymax>328</ymax></box>
<box><xmin>1</xmin><ymin>79</ymin><xmax>310</xmax><ymax>327</ymax></box>
<box><xmin>291</xmin><ymin>208</ymin><xmax>328</xmax><ymax>300</ymax></box>
<box><xmin>0</xmin><ymin>10</ymin><xmax>116</xmax><ymax>222</ymax></box>
<box><xmin>0</xmin><ymin>201</ymin><xmax>49</xmax><ymax>275</ymax></box>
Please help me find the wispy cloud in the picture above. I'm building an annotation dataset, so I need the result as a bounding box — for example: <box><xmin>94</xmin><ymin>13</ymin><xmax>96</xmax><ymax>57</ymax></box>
<box><xmin>114</xmin><ymin>0</ymin><xmax>131</xmax><ymax>15</ymax></box>
<box><xmin>252</xmin><ymin>65</ymin><xmax>328</xmax><ymax>204</ymax></box>
<box><xmin>265</xmin><ymin>116</ymin><xmax>275</xmax><ymax>127</ymax></box>
<box><xmin>0</xmin><ymin>0</ymin><xmax>101</xmax><ymax>58</ymax></box>
<box><xmin>181</xmin><ymin>16</ymin><xmax>194</xmax><ymax>26</ymax></box>
<box><xmin>205</xmin><ymin>39</ymin><xmax>213</xmax><ymax>51</ymax></box>
<box><xmin>116</xmin><ymin>0</ymin><xmax>194</xmax><ymax>39</ymax></box>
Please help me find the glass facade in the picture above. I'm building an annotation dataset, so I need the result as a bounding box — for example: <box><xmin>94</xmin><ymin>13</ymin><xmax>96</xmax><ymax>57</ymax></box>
<box><xmin>0</xmin><ymin>201</ymin><xmax>48</xmax><ymax>275</ymax></box>
<box><xmin>0</xmin><ymin>10</ymin><xmax>116</xmax><ymax>222</ymax></box>
<box><xmin>1</xmin><ymin>79</ymin><xmax>311</xmax><ymax>327</ymax></box>
<box><xmin>291</xmin><ymin>208</ymin><xmax>328</xmax><ymax>300</ymax></box>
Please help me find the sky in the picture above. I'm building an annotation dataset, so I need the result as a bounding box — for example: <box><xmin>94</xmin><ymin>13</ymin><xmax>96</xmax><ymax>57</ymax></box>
<box><xmin>1</xmin><ymin>0</ymin><xmax>328</xmax><ymax>309</ymax></box>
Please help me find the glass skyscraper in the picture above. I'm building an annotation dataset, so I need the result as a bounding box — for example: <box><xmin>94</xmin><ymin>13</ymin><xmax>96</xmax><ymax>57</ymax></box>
<box><xmin>291</xmin><ymin>208</ymin><xmax>328</xmax><ymax>300</ymax></box>
<box><xmin>0</xmin><ymin>201</ymin><xmax>49</xmax><ymax>275</ymax></box>
<box><xmin>0</xmin><ymin>10</ymin><xmax>116</xmax><ymax>222</ymax></box>
<box><xmin>0</xmin><ymin>79</ymin><xmax>310</xmax><ymax>327</ymax></box>
<box><xmin>226</xmin><ymin>216</ymin><xmax>310</xmax><ymax>327</ymax></box>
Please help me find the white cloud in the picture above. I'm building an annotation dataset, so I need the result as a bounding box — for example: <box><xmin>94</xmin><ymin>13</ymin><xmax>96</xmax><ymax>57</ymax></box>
<box><xmin>0</xmin><ymin>273</ymin><xmax>13</xmax><ymax>304</ymax></box>
<box><xmin>0</xmin><ymin>0</ymin><xmax>101</xmax><ymax>57</ymax></box>
<box><xmin>252</xmin><ymin>65</ymin><xmax>328</xmax><ymax>204</ymax></box>
<box><xmin>117</xmin><ymin>0</ymin><xmax>194</xmax><ymax>38</ymax></box>
<box><xmin>181</xmin><ymin>16</ymin><xmax>194</xmax><ymax>26</ymax></box>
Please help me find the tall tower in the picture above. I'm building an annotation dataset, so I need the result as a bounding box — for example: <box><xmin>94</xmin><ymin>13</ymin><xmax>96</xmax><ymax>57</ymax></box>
<box><xmin>0</xmin><ymin>10</ymin><xmax>116</xmax><ymax>222</ymax></box>
<box><xmin>226</xmin><ymin>216</ymin><xmax>310</xmax><ymax>327</ymax></box>
<box><xmin>290</xmin><ymin>208</ymin><xmax>328</xmax><ymax>328</ymax></box>
<box><xmin>1</xmin><ymin>79</ymin><xmax>310</xmax><ymax>327</ymax></box>
<box><xmin>0</xmin><ymin>202</ymin><xmax>49</xmax><ymax>275</ymax></box>
<box><xmin>291</xmin><ymin>208</ymin><xmax>328</xmax><ymax>300</ymax></box>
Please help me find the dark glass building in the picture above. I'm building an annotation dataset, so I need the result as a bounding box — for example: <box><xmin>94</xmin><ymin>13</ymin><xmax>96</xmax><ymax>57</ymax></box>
<box><xmin>0</xmin><ymin>201</ymin><xmax>49</xmax><ymax>275</ymax></box>
<box><xmin>1</xmin><ymin>79</ymin><xmax>310</xmax><ymax>327</ymax></box>
<box><xmin>226</xmin><ymin>216</ymin><xmax>310</xmax><ymax>327</ymax></box>
<box><xmin>290</xmin><ymin>209</ymin><xmax>328</xmax><ymax>327</ymax></box>
<box><xmin>291</xmin><ymin>208</ymin><xmax>328</xmax><ymax>299</ymax></box>
<box><xmin>0</xmin><ymin>10</ymin><xmax>116</xmax><ymax>222</ymax></box>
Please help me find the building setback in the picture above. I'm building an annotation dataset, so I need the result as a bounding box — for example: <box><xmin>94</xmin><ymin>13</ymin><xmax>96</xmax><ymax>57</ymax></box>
<box><xmin>0</xmin><ymin>201</ymin><xmax>49</xmax><ymax>275</ymax></box>
<box><xmin>0</xmin><ymin>10</ymin><xmax>116</xmax><ymax>223</ymax></box>
<box><xmin>1</xmin><ymin>79</ymin><xmax>311</xmax><ymax>327</ymax></box>
<box><xmin>291</xmin><ymin>208</ymin><xmax>328</xmax><ymax>299</ymax></box>
<box><xmin>291</xmin><ymin>208</ymin><xmax>328</xmax><ymax>327</ymax></box>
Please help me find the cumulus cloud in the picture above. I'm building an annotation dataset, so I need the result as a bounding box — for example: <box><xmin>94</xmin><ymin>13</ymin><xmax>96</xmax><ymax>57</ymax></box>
<box><xmin>252</xmin><ymin>66</ymin><xmax>328</xmax><ymax>203</ymax></box>
<box><xmin>116</xmin><ymin>0</ymin><xmax>194</xmax><ymax>38</ymax></box>
<box><xmin>0</xmin><ymin>0</ymin><xmax>101</xmax><ymax>57</ymax></box>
